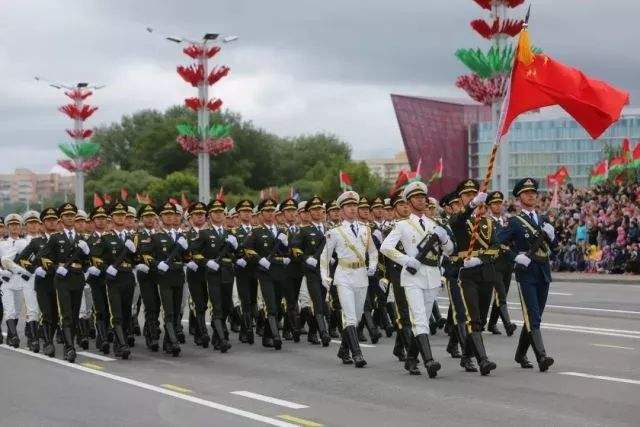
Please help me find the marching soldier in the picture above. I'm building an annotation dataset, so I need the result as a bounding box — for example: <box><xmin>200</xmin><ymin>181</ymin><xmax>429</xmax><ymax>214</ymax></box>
<box><xmin>234</xmin><ymin>199</ymin><xmax>258</xmax><ymax>344</ymax></box>
<box><xmin>152</xmin><ymin>201</ymin><xmax>189</xmax><ymax>357</ymax></box>
<box><xmin>184</xmin><ymin>201</ymin><xmax>211</xmax><ymax>348</ymax></box>
<box><xmin>281</xmin><ymin>198</ymin><xmax>303</xmax><ymax>342</ymax></box>
<box><xmin>74</xmin><ymin>209</ymin><xmax>92</xmax><ymax>350</ymax></box>
<box><xmin>291</xmin><ymin>196</ymin><xmax>331</xmax><ymax>347</ymax></box>
<box><xmin>357</xmin><ymin>196</ymin><xmax>382</xmax><ymax>344</ymax></box>
<box><xmin>381</xmin><ymin>182</ymin><xmax>452</xmax><ymax>378</ymax></box>
<box><xmin>485</xmin><ymin>191</ymin><xmax>517</xmax><ymax>336</ymax></box>
<box><xmin>325</xmin><ymin>200</ymin><xmax>342</xmax><ymax>339</ymax></box>
<box><xmin>39</xmin><ymin>203</ymin><xmax>92</xmax><ymax>363</ymax></box>
<box><xmin>320</xmin><ymin>191</ymin><xmax>378</xmax><ymax>368</ymax></box>
<box><xmin>496</xmin><ymin>178</ymin><xmax>556</xmax><ymax>372</ymax></box>
<box><xmin>370</xmin><ymin>196</ymin><xmax>394</xmax><ymax>338</ymax></box>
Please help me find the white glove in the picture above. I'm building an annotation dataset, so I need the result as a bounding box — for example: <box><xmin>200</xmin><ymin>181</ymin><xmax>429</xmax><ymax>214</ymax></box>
<box><xmin>373</xmin><ymin>229</ymin><xmax>383</xmax><ymax>243</ymax></box>
<box><xmin>367</xmin><ymin>265</ymin><xmax>376</xmax><ymax>277</ymax></box>
<box><xmin>282</xmin><ymin>257</ymin><xmax>291</xmax><ymax>266</ymax></box>
<box><xmin>277</xmin><ymin>233</ymin><xmax>288</xmax><ymax>247</ymax></box>
<box><xmin>329</xmin><ymin>258</ymin><xmax>336</xmax><ymax>266</ymax></box>
<box><xmin>106</xmin><ymin>265</ymin><xmax>118</xmax><ymax>277</ymax></box>
<box><xmin>305</xmin><ymin>257</ymin><xmax>318</xmax><ymax>268</ymax></box>
<box><xmin>34</xmin><ymin>267</ymin><xmax>46</xmax><ymax>278</ymax></box>
<box><xmin>235</xmin><ymin>258</ymin><xmax>247</xmax><ymax>268</ymax></box>
<box><xmin>378</xmin><ymin>278</ymin><xmax>389</xmax><ymax>292</ymax></box>
<box><xmin>136</xmin><ymin>264</ymin><xmax>150</xmax><ymax>274</ymax></box>
<box><xmin>124</xmin><ymin>239</ymin><xmax>137</xmax><ymax>253</ymax></box>
<box><xmin>206</xmin><ymin>259</ymin><xmax>219</xmax><ymax>271</ymax></box>
<box><xmin>405</xmin><ymin>257</ymin><xmax>421</xmax><ymax>270</ymax></box>
<box><xmin>77</xmin><ymin>240</ymin><xmax>90</xmax><ymax>255</ymax></box>
<box><xmin>433</xmin><ymin>226</ymin><xmax>449</xmax><ymax>244</ymax></box>
<box><xmin>322</xmin><ymin>277</ymin><xmax>332</xmax><ymax>289</ymax></box>
<box><xmin>542</xmin><ymin>223</ymin><xmax>555</xmax><ymax>241</ymax></box>
<box><xmin>176</xmin><ymin>236</ymin><xmax>188</xmax><ymax>250</ymax></box>
<box><xmin>226</xmin><ymin>234</ymin><xmax>238</xmax><ymax>249</ymax></box>
<box><xmin>186</xmin><ymin>261</ymin><xmax>198</xmax><ymax>271</ymax></box>
<box><xmin>463</xmin><ymin>257</ymin><xmax>482</xmax><ymax>268</ymax></box>
<box><xmin>258</xmin><ymin>257</ymin><xmax>271</xmax><ymax>270</ymax></box>
<box><xmin>470</xmin><ymin>192</ymin><xmax>488</xmax><ymax>208</ymax></box>
<box><xmin>56</xmin><ymin>266</ymin><xmax>68</xmax><ymax>277</ymax></box>
<box><xmin>157</xmin><ymin>261</ymin><xmax>169</xmax><ymax>272</ymax></box>
<box><xmin>0</xmin><ymin>268</ymin><xmax>12</xmax><ymax>279</ymax></box>
<box><xmin>87</xmin><ymin>266</ymin><xmax>101</xmax><ymax>277</ymax></box>
<box><xmin>515</xmin><ymin>253</ymin><xmax>531</xmax><ymax>267</ymax></box>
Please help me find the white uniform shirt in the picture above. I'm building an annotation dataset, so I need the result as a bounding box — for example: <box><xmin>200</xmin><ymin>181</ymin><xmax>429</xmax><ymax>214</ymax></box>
<box><xmin>0</xmin><ymin>236</ymin><xmax>28</xmax><ymax>290</ymax></box>
<box><xmin>320</xmin><ymin>220</ymin><xmax>378</xmax><ymax>288</ymax></box>
<box><xmin>380</xmin><ymin>214</ymin><xmax>453</xmax><ymax>290</ymax></box>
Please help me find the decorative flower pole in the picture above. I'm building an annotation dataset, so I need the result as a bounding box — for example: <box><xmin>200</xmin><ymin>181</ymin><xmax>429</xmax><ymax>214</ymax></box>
<box><xmin>35</xmin><ymin>78</ymin><xmax>104</xmax><ymax>210</ymax></box>
<box><xmin>149</xmin><ymin>28</ymin><xmax>238</xmax><ymax>203</ymax></box>
<box><xmin>454</xmin><ymin>0</ymin><xmax>527</xmax><ymax>193</ymax></box>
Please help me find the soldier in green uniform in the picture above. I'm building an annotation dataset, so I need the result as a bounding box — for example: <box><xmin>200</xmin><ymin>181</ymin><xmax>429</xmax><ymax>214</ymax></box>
<box><xmin>233</xmin><ymin>199</ymin><xmax>258</xmax><ymax>344</ymax></box>
<box><xmin>281</xmin><ymin>198</ymin><xmax>303</xmax><ymax>342</ymax></box>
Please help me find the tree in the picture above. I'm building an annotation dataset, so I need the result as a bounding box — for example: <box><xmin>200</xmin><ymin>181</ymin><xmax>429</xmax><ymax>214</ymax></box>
<box><xmin>147</xmin><ymin>171</ymin><xmax>198</xmax><ymax>204</ymax></box>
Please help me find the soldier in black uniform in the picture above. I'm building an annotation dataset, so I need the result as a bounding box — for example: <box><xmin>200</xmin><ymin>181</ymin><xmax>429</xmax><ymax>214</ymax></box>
<box><xmin>243</xmin><ymin>198</ymin><xmax>288</xmax><ymax>350</ymax></box>
<box><xmin>134</xmin><ymin>204</ymin><xmax>161</xmax><ymax>352</ymax></box>
<box><xmin>485</xmin><ymin>191</ymin><xmax>518</xmax><ymax>336</ymax></box>
<box><xmin>291</xmin><ymin>196</ymin><xmax>331</xmax><ymax>347</ymax></box>
<box><xmin>152</xmin><ymin>202</ymin><xmax>189</xmax><ymax>356</ymax></box>
<box><xmin>39</xmin><ymin>203</ymin><xmax>91</xmax><ymax>363</ymax></box>
<box><xmin>325</xmin><ymin>200</ymin><xmax>342</xmax><ymax>339</ymax></box>
<box><xmin>449</xmin><ymin>179</ymin><xmax>497</xmax><ymax>376</ymax></box>
<box><xmin>280</xmin><ymin>198</ymin><xmax>303</xmax><ymax>342</ymax></box>
<box><xmin>370</xmin><ymin>195</ymin><xmax>394</xmax><ymax>338</ymax></box>
<box><xmin>234</xmin><ymin>199</ymin><xmax>258</xmax><ymax>344</ymax></box>
<box><xmin>183</xmin><ymin>201</ymin><xmax>211</xmax><ymax>348</ymax></box>
<box><xmin>18</xmin><ymin>208</ymin><xmax>59</xmax><ymax>357</ymax></box>
<box><xmin>98</xmin><ymin>202</ymin><xmax>137</xmax><ymax>359</ymax></box>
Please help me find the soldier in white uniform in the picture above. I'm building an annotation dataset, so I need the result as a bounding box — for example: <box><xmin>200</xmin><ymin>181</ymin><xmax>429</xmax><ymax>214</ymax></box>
<box><xmin>320</xmin><ymin>191</ymin><xmax>378</xmax><ymax>368</ymax></box>
<box><xmin>381</xmin><ymin>182</ymin><xmax>453</xmax><ymax>378</ymax></box>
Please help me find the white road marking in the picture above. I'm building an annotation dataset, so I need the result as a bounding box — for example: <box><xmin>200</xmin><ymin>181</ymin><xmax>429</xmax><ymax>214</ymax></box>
<box><xmin>511</xmin><ymin>320</ymin><xmax>640</xmax><ymax>340</ymax></box>
<box><xmin>0</xmin><ymin>345</ymin><xmax>298</xmax><ymax>427</ymax></box>
<box><xmin>559</xmin><ymin>372</ymin><xmax>640</xmax><ymax>386</ymax></box>
<box><xmin>231</xmin><ymin>391</ymin><xmax>309</xmax><ymax>409</ymax></box>
<box><xmin>590</xmin><ymin>344</ymin><xmax>635</xmax><ymax>350</ymax></box>
<box><xmin>77</xmin><ymin>351</ymin><xmax>116</xmax><ymax>362</ymax></box>
<box><xmin>330</xmin><ymin>339</ymin><xmax>375</xmax><ymax>348</ymax></box>
<box><xmin>548</xmin><ymin>292</ymin><xmax>573</xmax><ymax>296</ymax></box>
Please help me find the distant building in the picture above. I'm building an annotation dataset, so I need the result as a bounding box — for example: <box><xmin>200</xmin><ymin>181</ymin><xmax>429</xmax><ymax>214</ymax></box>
<box><xmin>363</xmin><ymin>151</ymin><xmax>410</xmax><ymax>184</ymax></box>
<box><xmin>0</xmin><ymin>168</ymin><xmax>74</xmax><ymax>206</ymax></box>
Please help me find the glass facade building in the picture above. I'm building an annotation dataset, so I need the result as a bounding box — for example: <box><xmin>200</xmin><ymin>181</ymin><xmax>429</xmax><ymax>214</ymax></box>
<box><xmin>468</xmin><ymin>114</ymin><xmax>640</xmax><ymax>190</ymax></box>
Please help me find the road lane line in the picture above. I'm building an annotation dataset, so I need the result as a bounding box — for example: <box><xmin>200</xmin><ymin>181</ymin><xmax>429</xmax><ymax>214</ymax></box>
<box><xmin>559</xmin><ymin>372</ymin><xmax>640</xmax><ymax>386</ymax></box>
<box><xmin>162</xmin><ymin>384</ymin><xmax>193</xmax><ymax>394</ymax></box>
<box><xmin>77</xmin><ymin>351</ymin><xmax>117</xmax><ymax>362</ymax></box>
<box><xmin>511</xmin><ymin>320</ymin><xmax>640</xmax><ymax>340</ymax></box>
<box><xmin>0</xmin><ymin>345</ymin><xmax>298</xmax><ymax>427</ymax></box>
<box><xmin>330</xmin><ymin>340</ymin><xmax>375</xmax><ymax>348</ymax></box>
<box><xmin>590</xmin><ymin>344</ymin><xmax>635</xmax><ymax>350</ymax></box>
<box><xmin>231</xmin><ymin>391</ymin><xmax>309</xmax><ymax>409</ymax></box>
<box><xmin>548</xmin><ymin>292</ymin><xmax>573</xmax><ymax>296</ymax></box>
<box><xmin>81</xmin><ymin>362</ymin><xmax>104</xmax><ymax>370</ymax></box>
<box><xmin>279</xmin><ymin>414</ymin><xmax>323</xmax><ymax>426</ymax></box>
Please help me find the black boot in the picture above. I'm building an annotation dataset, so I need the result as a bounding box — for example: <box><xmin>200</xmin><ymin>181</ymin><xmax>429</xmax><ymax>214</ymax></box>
<box><xmin>362</xmin><ymin>312</ymin><xmax>382</xmax><ymax>344</ymax></box>
<box><xmin>95</xmin><ymin>320</ymin><xmax>111</xmax><ymax>354</ymax></box>
<box><xmin>345</xmin><ymin>326</ymin><xmax>366</xmax><ymax>368</ymax></box>
<box><xmin>458</xmin><ymin>325</ymin><xmax>477</xmax><ymax>372</ymax></box>
<box><xmin>27</xmin><ymin>321</ymin><xmax>40</xmax><ymax>353</ymax></box>
<box><xmin>42</xmin><ymin>324</ymin><xmax>55</xmax><ymax>357</ymax></box>
<box><xmin>378</xmin><ymin>305</ymin><xmax>394</xmax><ymax>337</ymax></box>
<box><xmin>197</xmin><ymin>313</ymin><xmax>210</xmax><ymax>349</ymax></box>
<box><xmin>328</xmin><ymin>309</ymin><xmax>341</xmax><ymax>339</ymax></box>
<box><xmin>530</xmin><ymin>329</ymin><xmax>554</xmax><ymax>372</ymax></box>
<box><xmin>113</xmin><ymin>325</ymin><xmax>131</xmax><ymax>360</ymax></box>
<box><xmin>243</xmin><ymin>313</ymin><xmax>254</xmax><ymax>344</ymax></box>
<box><xmin>393</xmin><ymin>333</ymin><xmax>406</xmax><ymax>362</ymax></box>
<box><xmin>432</xmin><ymin>303</ymin><xmax>446</xmax><ymax>329</ymax></box>
<box><xmin>55</xmin><ymin>326</ymin><xmax>64</xmax><ymax>344</ymax></box>
<box><xmin>267</xmin><ymin>315</ymin><xmax>282</xmax><ymax>350</ymax></box>
<box><xmin>487</xmin><ymin>323</ymin><xmax>502</xmax><ymax>335</ymax></box>
<box><xmin>415</xmin><ymin>334</ymin><xmax>441</xmax><ymax>378</ymax></box>
<box><xmin>175</xmin><ymin>316</ymin><xmax>186</xmax><ymax>344</ymax></box>
<box><xmin>77</xmin><ymin>319</ymin><xmax>90</xmax><ymax>350</ymax></box>
<box><xmin>289</xmin><ymin>306</ymin><xmax>301</xmax><ymax>343</ymax></box>
<box><xmin>446</xmin><ymin>326</ymin><xmax>461</xmax><ymax>358</ymax></box>
<box><xmin>316</xmin><ymin>313</ymin><xmax>331</xmax><ymax>347</ymax></box>
<box><xmin>357</xmin><ymin>320</ymin><xmax>367</xmax><ymax>342</ymax></box>
<box><xmin>213</xmin><ymin>318</ymin><xmax>231</xmax><ymax>353</ymax></box>
<box><xmin>230</xmin><ymin>306</ymin><xmax>242</xmax><ymax>333</ymax></box>
<box><xmin>404</xmin><ymin>337</ymin><xmax>421</xmax><ymax>375</ymax></box>
<box><xmin>470</xmin><ymin>331</ymin><xmax>496</xmax><ymax>375</ymax></box>
<box><xmin>5</xmin><ymin>319</ymin><xmax>20</xmax><ymax>348</ymax></box>
<box><xmin>305</xmin><ymin>309</ymin><xmax>320</xmax><ymax>345</ymax></box>
<box><xmin>499</xmin><ymin>304</ymin><xmax>517</xmax><ymax>336</ymax></box>
<box><xmin>429</xmin><ymin>315</ymin><xmax>438</xmax><ymax>336</ymax></box>
<box><xmin>255</xmin><ymin>311</ymin><xmax>265</xmax><ymax>337</ymax></box>
<box><xmin>132</xmin><ymin>315</ymin><xmax>141</xmax><ymax>336</ymax></box>
<box><xmin>337</xmin><ymin>330</ymin><xmax>353</xmax><ymax>364</ymax></box>
<box><xmin>514</xmin><ymin>327</ymin><xmax>534</xmax><ymax>368</ymax></box>
<box><xmin>62</xmin><ymin>327</ymin><xmax>76</xmax><ymax>363</ymax></box>
<box><xmin>163</xmin><ymin>322</ymin><xmax>181</xmax><ymax>357</ymax></box>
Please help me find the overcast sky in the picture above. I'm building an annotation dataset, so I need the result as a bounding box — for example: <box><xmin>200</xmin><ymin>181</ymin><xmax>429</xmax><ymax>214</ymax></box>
<box><xmin>1</xmin><ymin>0</ymin><xmax>637</xmax><ymax>173</ymax></box>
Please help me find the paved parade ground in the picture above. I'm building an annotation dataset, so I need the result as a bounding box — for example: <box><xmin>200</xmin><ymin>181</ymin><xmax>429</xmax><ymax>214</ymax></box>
<box><xmin>1</xmin><ymin>278</ymin><xmax>639</xmax><ymax>427</ymax></box>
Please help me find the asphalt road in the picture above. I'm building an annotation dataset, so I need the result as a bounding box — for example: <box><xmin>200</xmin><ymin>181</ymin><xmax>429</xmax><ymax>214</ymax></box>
<box><xmin>1</xmin><ymin>278</ymin><xmax>639</xmax><ymax>427</ymax></box>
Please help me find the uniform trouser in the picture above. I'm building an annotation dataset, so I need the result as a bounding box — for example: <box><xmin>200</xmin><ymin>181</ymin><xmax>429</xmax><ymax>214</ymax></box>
<box><xmin>516</xmin><ymin>279</ymin><xmax>549</xmax><ymax>331</ymax></box>
<box><xmin>88</xmin><ymin>278</ymin><xmax>109</xmax><ymax>324</ymax></box>
<box><xmin>336</xmin><ymin>285</ymin><xmax>367</xmax><ymax>327</ymax></box>
<box><xmin>54</xmin><ymin>275</ymin><xmax>85</xmax><ymax>329</ymax></box>
<box><xmin>157</xmin><ymin>271</ymin><xmax>185</xmax><ymax>326</ymax></box>
<box><xmin>79</xmin><ymin>284</ymin><xmax>93</xmax><ymax>320</ymax></box>
<box><xmin>35</xmin><ymin>282</ymin><xmax>58</xmax><ymax>326</ymax></box>
<box><xmin>390</xmin><ymin>275</ymin><xmax>411</xmax><ymax>329</ymax></box>
<box><xmin>2</xmin><ymin>285</ymin><xmax>40</xmax><ymax>322</ymax></box>
<box><xmin>206</xmin><ymin>272</ymin><xmax>234</xmax><ymax>320</ymax></box>
<box><xmin>236</xmin><ymin>269</ymin><xmax>258</xmax><ymax>316</ymax></box>
<box><xmin>458</xmin><ymin>266</ymin><xmax>495</xmax><ymax>333</ymax></box>
<box><xmin>488</xmin><ymin>266</ymin><xmax>513</xmax><ymax>325</ymax></box>
<box><xmin>187</xmin><ymin>271</ymin><xmax>209</xmax><ymax>316</ymax></box>
<box><xmin>304</xmin><ymin>271</ymin><xmax>327</xmax><ymax>317</ymax></box>
<box><xmin>404</xmin><ymin>286</ymin><xmax>440</xmax><ymax>336</ymax></box>
<box><xmin>329</xmin><ymin>284</ymin><xmax>341</xmax><ymax>311</ymax></box>
<box><xmin>256</xmin><ymin>271</ymin><xmax>284</xmax><ymax>317</ymax></box>
<box><xmin>298</xmin><ymin>279</ymin><xmax>312</xmax><ymax>309</ymax></box>
<box><xmin>137</xmin><ymin>272</ymin><xmax>160</xmax><ymax>331</ymax></box>
<box><xmin>444</xmin><ymin>275</ymin><xmax>466</xmax><ymax>326</ymax></box>
<box><xmin>280</xmin><ymin>273</ymin><xmax>302</xmax><ymax>317</ymax></box>
<box><xmin>105</xmin><ymin>272</ymin><xmax>135</xmax><ymax>328</ymax></box>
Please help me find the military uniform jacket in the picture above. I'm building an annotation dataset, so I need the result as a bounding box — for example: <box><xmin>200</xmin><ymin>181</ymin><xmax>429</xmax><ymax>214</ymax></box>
<box><xmin>490</xmin><ymin>216</ymin><xmax>515</xmax><ymax>272</ymax></box>
<box><xmin>151</xmin><ymin>229</ymin><xmax>186</xmax><ymax>276</ymax></box>
<box><xmin>243</xmin><ymin>224</ymin><xmax>289</xmax><ymax>280</ymax></box>
<box><xmin>17</xmin><ymin>235</ymin><xmax>51</xmax><ymax>292</ymax></box>
<box><xmin>190</xmin><ymin>226</ymin><xmax>235</xmax><ymax>284</ymax></box>
<box><xmin>496</xmin><ymin>211</ymin><xmax>558</xmax><ymax>284</ymax></box>
<box><xmin>39</xmin><ymin>230</ymin><xmax>89</xmax><ymax>288</ymax></box>
<box><xmin>291</xmin><ymin>223</ymin><xmax>327</xmax><ymax>278</ymax></box>
<box><xmin>134</xmin><ymin>228</ymin><xmax>156</xmax><ymax>272</ymax></box>
<box><xmin>234</xmin><ymin>224</ymin><xmax>256</xmax><ymax>272</ymax></box>
<box><xmin>100</xmin><ymin>230</ymin><xmax>137</xmax><ymax>276</ymax></box>
<box><xmin>285</xmin><ymin>224</ymin><xmax>304</xmax><ymax>279</ymax></box>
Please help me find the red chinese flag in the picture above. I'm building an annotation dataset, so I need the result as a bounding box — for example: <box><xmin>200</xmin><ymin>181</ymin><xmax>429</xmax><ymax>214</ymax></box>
<box><xmin>500</xmin><ymin>27</ymin><xmax>629</xmax><ymax>139</ymax></box>
<box><xmin>93</xmin><ymin>192</ymin><xmax>104</xmax><ymax>208</ymax></box>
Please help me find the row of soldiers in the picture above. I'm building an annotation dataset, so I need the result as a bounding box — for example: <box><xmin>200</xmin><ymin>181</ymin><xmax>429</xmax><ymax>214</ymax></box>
<box><xmin>0</xmin><ymin>175</ymin><xmax>556</xmax><ymax>378</ymax></box>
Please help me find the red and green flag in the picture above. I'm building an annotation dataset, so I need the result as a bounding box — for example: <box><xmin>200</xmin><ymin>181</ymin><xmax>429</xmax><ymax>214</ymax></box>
<box><xmin>547</xmin><ymin>165</ymin><xmax>569</xmax><ymax>187</ymax></box>
<box><xmin>590</xmin><ymin>160</ymin><xmax>608</xmax><ymax>185</ymax></box>
<box><xmin>339</xmin><ymin>170</ymin><xmax>352</xmax><ymax>191</ymax></box>
<box><xmin>428</xmin><ymin>157</ymin><xmax>444</xmax><ymax>183</ymax></box>
<box><xmin>608</xmin><ymin>156</ymin><xmax>627</xmax><ymax>175</ymax></box>
<box><xmin>631</xmin><ymin>142</ymin><xmax>640</xmax><ymax>168</ymax></box>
